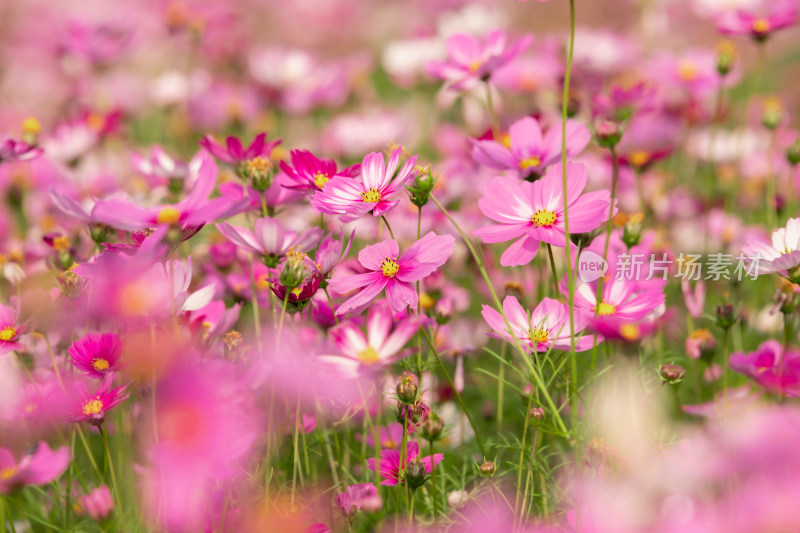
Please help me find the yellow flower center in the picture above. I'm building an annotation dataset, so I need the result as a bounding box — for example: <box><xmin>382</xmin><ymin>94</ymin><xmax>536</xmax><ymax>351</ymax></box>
<box><xmin>358</xmin><ymin>346</ymin><xmax>380</xmax><ymax>365</ymax></box>
<box><xmin>531</xmin><ymin>327</ymin><xmax>549</xmax><ymax>344</ymax></box>
<box><xmin>0</xmin><ymin>466</ymin><xmax>16</xmax><ymax>480</ymax></box>
<box><xmin>419</xmin><ymin>292</ymin><xmax>434</xmax><ymax>311</ymax></box>
<box><xmin>291</xmin><ymin>287</ymin><xmax>303</xmax><ymax>297</ymax></box>
<box><xmin>629</xmin><ymin>151</ymin><xmax>650</xmax><ymax>167</ymax></box>
<box><xmin>596</xmin><ymin>302</ymin><xmax>617</xmax><ymax>316</ymax></box>
<box><xmin>752</xmin><ymin>18</ymin><xmax>771</xmax><ymax>33</ymax></box>
<box><xmin>22</xmin><ymin>117</ymin><xmax>41</xmax><ymax>135</ymax></box>
<box><xmin>52</xmin><ymin>236</ymin><xmax>71</xmax><ymax>251</ymax></box>
<box><xmin>469</xmin><ymin>60</ymin><xmax>483</xmax><ymax>72</ymax></box>
<box><xmin>92</xmin><ymin>358</ymin><xmax>110</xmax><ymax>372</ymax></box>
<box><xmin>361</xmin><ymin>188</ymin><xmax>382</xmax><ymax>203</ymax></box>
<box><xmin>156</xmin><ymin>207</ymin><xmax>181</xmax><ymax>225</ymax></box>
<box><xmin>500</xmin><ymin>133</ymin><xmax>512</xmax><ymax>148</ymax></box>
<box><xmin>620</xmin><ymin>323</ymin><xmax>640</xmax><ymax>341</ymax></box>
<box><xmin>247</xmin><ymin>157</ymin><xmax>272</xmax><ymax>176</ymax></box>
<box><xmin>382</xmin><ymin>439</ymin><xmax>397</xmax><ymax>448</ymax></box>
<box><xmin>532</xmin><ymin>210</ymin><xmax>557</xmax><ymax>227</ymax></box>
<box><xmin>381</xmin><ymin>258</ymin><xmax>400</xmax><ymax>277</ymax></box>
<box><xmin>256</xmin><ymin>275</ymin><xmax>271</xmax><ymax>291</ymax></box>
<box><xmin>677</xmin><ymin>61</ymin><xmax>698</xmax><ymax>81</ymax></box>
<box><xmin>519</xmin><ymin>157</ymin><xmax>542</xmax><ymax>170</ymax></box>
<box><xmin>82</xmin><ymin>398</ymin><xmax>104</xmax><ymax>416</ymax></box>
<box><xmin>313</xmin><ymin>172</ymin><xmax>329</xmax><ymax>188</ymax></box>
<box><xmin>0</xmin><ymin>327</ymin><xmax>16</xmax><ymax>342</ymax></box>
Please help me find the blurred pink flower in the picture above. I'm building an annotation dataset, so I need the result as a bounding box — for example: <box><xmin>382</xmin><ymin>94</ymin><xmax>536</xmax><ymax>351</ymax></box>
<box><xmin>337</xmin><ymin>483</ymin><xmax>382</xmax><ymax>517</ymax></box>
<box><xmin>730</xmin><ymin>339</ymin><xmax>800</xmax><ymax>396</ymax></box>
<box><xmin>0</xmin><ymin>442</ymin><xmax>70</xmax><ymax>494</ymax></box>
<box><xmin>200</xmin><ymin>132</ymin><xmax>281</xmax><ymax>167</ymax></box>
<box><xmin>68</xmin><ymin>332</ymin><xmax>123</xmax><ymax>378</ymax></box>
<box><xmin>717</xmin><ymin>0</ymin><xmax>798</xmax><ymax>40</ymax></box>
<box><xmin>216</xmin><ymin>216</ymin><xmax>322</xmax><ymax>265</ymax></box>
<box><xmin>0</xmin><ymin>303</ymin><xmax>24</xmax><ymax>355</ymax></box>
<box><xmin>76</xmin><ymin>485</ymin><xmax>114</xmax><ymax>521</ymax></box>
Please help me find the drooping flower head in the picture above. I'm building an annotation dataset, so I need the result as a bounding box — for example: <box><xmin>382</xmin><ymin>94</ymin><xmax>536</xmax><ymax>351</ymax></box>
<box><xmin>473</xmin><ymin>162</ymin><xmax>615</xmax><ymax>266</ymax></box>
<box><xmin>311</xmin><ymin>147</ymin><xmax>418</xmax><ymax>223</ymax></box>
<box><xmin>427</xmin><ymin>30</ymin><xmax>533</xmax><ymax>90</ymax></box>
<box><xmin>279</xmin><ymin>149</ymin><xmax>359</xmax><ymax>192</ymax></box>
<box><xmin>471</xmin><ymin>116</ymin><xmax>590</xmax><ymax>178</ymax></box>
<box><xmin>68</xmin><ymin>332</ymin><xmax>123</xmax><ymax>378</ymax></box>
<box><xmin>0</xmin><ymin>442</ymin><xmax>70</xmax><ymax>494</ymax></box>
<box><xmin>482</xmin><ymin>296</ymin><xmax>596</xmax><ymax>353</ymax></box>
<box><xmin>328</xmin><ymin>232</ymin><xmax>455</xmax><ymax>315</ymax></box>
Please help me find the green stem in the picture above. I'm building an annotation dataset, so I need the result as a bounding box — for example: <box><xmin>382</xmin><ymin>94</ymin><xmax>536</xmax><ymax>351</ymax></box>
<box><xmin>596</xmin><ymin>146</ymin><xmax>619</xmax><ymax>303</ymax></box>
<box><xmin>429</xmin><ymin>194</ymin><xmax>570</xmax><ymax>438</ymax></box>
<box><xmin>429</xmin><ymin>439</ymin><xmax>438</xmax><ymax>520</ymax></box>
<box><xmin>381</xmin><ymin>215</ymin><xmax>396</xmax><ymax>240</ymax></box>
<box><xmin>100</xmin><ymin>425</ymin><xmax>124</xmax><ymax>520</ymax></box>
<box><xmin>514</xmin><ymin>389</ymin><xmax>536</xmax><ymax>520</ymax></box>
<box><xmin>420</xmin><ymin>328</ymin><xmax>487</xmax><ymax>458</ymax></box>
<box><xmin>497</xmin><ymin>342</ymin><xmax>508</xmax><ymax>432</ymax></box>
<box><xmin>291</xmin><ymin>400</ymin><xmax>303</xmax><ymax>506</ymax></box>
<box><xmin>546</xmin><ymin>244</ymin><xmax>560</xmax><ymax>296</ymax></box>
<box><xmin>276</xmin><ymin>290</ymin><xmax>290</xmax><ymax>345</ymax></box>
<box><xmin>249</xmin><ymin>255</ymin><xmax>263</xmax><ymax>351</ymax></box>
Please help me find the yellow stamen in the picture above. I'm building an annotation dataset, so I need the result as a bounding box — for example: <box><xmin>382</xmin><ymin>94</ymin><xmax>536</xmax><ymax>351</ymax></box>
<box><xmin>52</xmin><ymin>236</ymin><xmax>71</xmax><ymax>251</ymax></box>
<box><xmin>531</xmin><ymin>327</ymin><xmax>549</xmax><ymax>344</ymax></box>
<box><xmin>500</xmin><ymin>133</ymin><xmax>512</xmax><ymax>148</ymax></box>
<box><xmin>620</xmin><ymin>323</ymin><xmax>640</xmax><ymax>341</ymax></box>
<box><xmin>358</xmin><ymin>346</ymin><xmax>380</xmax><ymax>365</ymax></box>
<box><xmin>677</xmin><ymin>61</ymin><xmax>698</xmax><ymax>81</ymax></box>
<box><xmin>419</xmin><ymin>292</ymin><xmax>434</xmax><ymax>311</ymax></box>
<box><xmin>247</xmin><ymin>157</ymin><xmax>272</xmax><ymax>176</ymax></box>
<box><xmin>361</xmin><ymin>188</ymin><xmax>382</xmax><ymax>203</ymax></box>
<box><xmin>156</xmin><ymin>207</ymin><xmax>181</xmax><ymax>225</ymax></box>
<box><xmin>381</xmin><ymin>258</ymin><xmax>400</xmax><ymax>277</ymax></box>
<box><xmin>82</xmin><ymin>398</ymin><xmax>104</xmax><ymax>416</ymax></box>
<box><xmin>596</xmin><ymin>302</ymin><xmax>617</xmax><ymax>316</ymax></box>
<box><xmin>92</xmin><ymin>359</ymin><xmax>110</xmax><ymax>372</ymax></box>
<box><xmin>0</xmin><ymin>327</ymin><xmax>16</xmax><ymax>342</ymax></box>
<box><xmin>752</xmin><ymin>18</ymin><xmax>771</xmax><ymax>33</ymax></box>
<box><xmin>519</xmin><ymin>157</ymin><xmax>542</xmax><ymax>170</ymax></box>
<box><xmin>21</xmin><ymin>117</ymin><xmax>41</xmax><ymax>135</ymax></box>
<box><xmin>532</xmin><ymin>210</ymin><xmax>557</xmax><ymax>227</ymax></box>
<box><xmin>629</xmin><ymin>151</ymin><xmax>650</xmax><ymax>167</ymax></box>
<box><xmin>0</xmin><ymin>466</ymin><xmax>16</xmax><ymax>480</ymax></box>
<box><xmin>313</xmin><ymin>172</ymin><xmax>330</xmax><ymax>188</ymax></box>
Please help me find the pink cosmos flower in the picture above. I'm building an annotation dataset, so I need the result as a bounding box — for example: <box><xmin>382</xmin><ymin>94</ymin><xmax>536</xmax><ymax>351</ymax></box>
<box><xmin>367</xmin><ymin>440</ymin><xmax>444</xmax><ymax>486</ymax></box>
<box><xmin>131</xmin><ymin>146</ymin><xmax>208</xmax><ymax>193</ymax></box>
<box><xmin>427</xmin><ymin>31</ymin><xmax>533</xmax><ymax>90</ymax></box>
<box><xmin>0</xmin><ymin>135</ymin><xmax>41</xmax><ymax>164</ymax></box>
<box><xmin>0</xmin><ymin>303</ymin><xmax>24</xmax><ymax>355</ymax></box>
<box><xmin>318</xmin><ymin>302</ymin><xmax>421</xmax><ymax>377</ymax></box>
<box><xmin>482</xmin><ymin>296</ymin><xmax>596</xmax><ymax>353</ymax></box>
<box><xmin>717</xmin><ymin>1</ymin><xmax>798</xmax><ymax>41</ymax></box>
<box><xmin>681</xmin><ymin>279</ymin><xmax>706</xmax><ymax>319</ymax></box>
<box><xmin>199</xmin><ymin>132</ymin><xmax>282</xmax><ymax>167</ymax></box>
<box><xmin>473</xmin><ymin>162</ymin><xmax>615</xmax><ymax>267</ymax></box>
<box><xmin>278</xmin><ymin>149</ymin><xmax>360</xmax><ymax>192</ymax></box>
<box><xmin>337</xmin><ymin>483</ymin><xmax>382</xmax><ymax>517</ymax></box>
<box><xmin>68</xmin><ymin>332</ymin><xmax>123</xmax><ymax>378</ymax></box>
<box><xmin>742</xmin><ymin>217</ymin><xmax>800</xmax><ymax>278</ymax></box>
<box><xmin>92</xmin><ymin>155</ymin><xmax>246</xmax><ymax>232</ymax></box>
<box><xmin>470</xmin><ymin>116</ymin><xmax>591</xmax><ymax>177</ymax></box>
<box><xmin>572</xmin><ymin>277</ymin><xmax>666</xmax><ymax>336</ymax></box>
<box><xmin>216</xmin><ymin>217</ymin><xmax>322</xmax><ymax>266</ymax></box>
<box><xmin>311</xmin><ymin>147</ymin><xmax>417</xmax><ymax>223</ymax></box>
<box><xmin>76</xmin><ymin>485</ymin><xmax>114</xmax><ymax>521</ymax></box>
<box><xmin>730</xmin><ymin>340</ymin><xmax>800</xmax><ymax>396</ymax></box>
<box><xmin>0</xmin><ymin>442</ymin><xmax>70</xmax><ymax>494</ymax></box>
<box><xmin>67</xmin><ymin>373</ymin><xmax>129</xmax><ymax>425</ymax></box>
<box><xmin>327</xmin><ymin>232</ymin><xmax>455</xmax><ymax>315</ymax></box>
<box><xmin>359</xmin><ymin>423</ymin><xmax>405</xmax><ymax>449</ymax></box>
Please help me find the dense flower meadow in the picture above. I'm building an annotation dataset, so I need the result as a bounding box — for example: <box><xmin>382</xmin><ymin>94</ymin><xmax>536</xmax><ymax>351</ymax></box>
<box><xmin>2</xmin><ymin>0</ymin><xmax>800</xmax><ymax>531</ymax></box>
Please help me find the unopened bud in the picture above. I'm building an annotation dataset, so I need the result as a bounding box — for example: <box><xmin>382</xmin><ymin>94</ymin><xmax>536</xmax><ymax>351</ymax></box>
<box><xmin>405</xmin><ymin>460</ymin><xmax>428</xmax><ymax>489</ymax></box>
<box><xmin>21</xmin><ymin>117</ymin><xmax>42</xmax><ymax>145</ymax></box>
<box><xmin>595</xmin><ymin>119</ymin><xmax>622</xmax><ymax>149</ymax></box>
<box><xmin>422</xmin><ymin>412</ymin><xmax>444</xmax><ymax>441</ymax></box>
<box><xmin>716</xmin><ymin>40</ymin><xmax>737</xmax><ymax>76</ymax></box>
<box><xmin>478</xmin><ymin>461</ymin><xmax>496</xmax><ymax>478</ymax></box>
<box><xmin>396</xmin><ymin>372</ymin><xmax>418</xmax><ymax>404</ymax></box>
<box><xmin>279</xmin><ymin>247</ymin><xmax>308</xmax><ymax>290</ymax></box>
<box><xmin>787</xmin><ymin>139</ymin><xmax>800</xmax><ymax>166</ymax></box>
<box><xmin>715</xmin><ymin>298</ymin><xmax>738</xmax><ymax>330</ymax></box>
<box><xmin>762</xmin><ymin>98</ymin><xmax>783</xmax><ymax>130</ymax></box>
<box><xmin>530</xmin><ymin>407</ymin><xmax>546</xmax><ymax>420</ymax></box>
<box><xmin>658</xmin><ymin>363</ymin><xmax>686</xmax><ymax>384</ymax></box>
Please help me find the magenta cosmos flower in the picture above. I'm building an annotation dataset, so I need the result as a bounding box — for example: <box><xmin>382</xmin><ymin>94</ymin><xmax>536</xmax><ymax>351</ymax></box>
<box><xmin>0</xmin><ymin>135</ymin><xmax>41</xmax><ymax>164</ymax></box>
<box><xmin>311</xmin><ymin>147</ymin><xmax>417</xmax><ymax>223</ymax></box>
<box><xmin>717</xmin><ymin>1</ymin><xmax>798</xmax><ymax>41</ymax></box>
<box><xmin>279</xmin><ymin>149</ymin><xmax>360</xmax><ymax>192</ymax></box>
<box><xmin>68</xmin><ymin>332</ymin><xmax>123</xmax><ymax>378</ymax></box>
<box><xmin>216</xmin><ymin>216</ymin><xmax>322</xmax><ymax>266</ymax></box>
<box><xmin>200</xmin><ymin>132</ymin><xmax>282</xmax><ymax>167</ymax></box>
<box><xmin>730</xmin><ymin>340</ymin><xmax>800</xmax><ymax>397</ymax></box>
<box><xmin>68</xmin><ymin>373</ymin><xmax>129</xmax><ymax>425</ymax></box>
<box><xmin>0</xmin><ymin>442</ymin><xmax>70</xmax><ymax>494</ymax></box>
<box><xmin>92</xmin><ymin>155</ymin><xmax>246</xmax><ymax>232</ymax></box>
<box><xmin>427</xmin><ymin>30</ymin><xmax>533</xmax><ymax>90</ymax></box>
<box><xmin>471</xmin><ymin>116</ymin><xmax>591</xmax><ymax>177</ymax></box>
<box><xmin>318</xmin><ymin>302</ymin><xmax>421</xmax><ymax>377</ymax></box>
<box><xmin>0</xmin><ymin>303</ymin><xmax>24</xmax><ymax>355</ymax></box>
<box><xmin>473</xmin><ymin>162</ymin><xmax>615</xmax><ymax>267</ymax></box>
<box><xmin>328</xmin><ymin>232</ymin><xmax>455</xmax><ymax>315</ymax></box>
<box><xmin>482</xmin><ymin>296</ymin><xmax>596</xmax><ymax>353</ymax></box>
<box><xmin>367</xmin><ymin>441</ymin><xmax>444</xmax><ymax>486</ymax></box>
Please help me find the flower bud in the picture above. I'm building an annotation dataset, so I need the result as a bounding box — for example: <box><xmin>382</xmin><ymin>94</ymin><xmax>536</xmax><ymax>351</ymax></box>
<box><xmin>787</xmin><ymin>139</ymin><xmax>800</xmax><ymax>166</ymax></box>
<box><xmin>239</xmin><ymin>157</ymin><xmax>273</xmax><ymax>191</ymax></box>
<box><xmin>686</xmin><ymin>328</ymin><xmax>716</xmax><ymax>361</ymax></box>
<box><xmin>478</xmin><ymin>460</ymin><xmax>496</xmax><ymax>478</ymax></box>
<box><xmin>21</xmin><ymin>117</ymin><xmax>42</xmax><ymax>145</ymax></box>
<box><xmin>594</xmin><ymin>119</ymin><xmax>622</xmax><ymax>149</ymax></box>
<box><xmin>762</xmin><ymin>98</ymin><xmax>783</xmax><ymax>130</ymax></box>
<box><xmin>620</xmin><ymin>213</ymin><xmax>645</xmax><ymax>248</ymax></box>
<box><xmin>658</xmin><ymin>363</ymin><xmax>686</xmax><ymax>384</ymax></box>
<box><xmin>405</xmin><ymin>460</ymin><xmax>428</xmax><ymax>490</ymax></box>
<box><xmin>407</xmin><ymin>167</ymin><xmax>436</xmax><ymax>207</ymax></box>
<box><xmin>715</xmin><ymin>40</ymin><xmax>737</xmax><ymax>76</ymax></box>
<box><xmin>279</xmin><ymin>247</ymin><xmax>308</xmax><ymax>291</ymax></box>
<box><xmin>434</xmin><ymin>298</ymin><xmax>453</xmax><ymax>324</ymax></box>
<box><xmin>396</xmin><ymin>372</ymin><xmax>418</xmax><ymax>405</ymax></box>
<box><xmin>715</xmin><ymin>298</ymin><xmax>738</xmax><ymax>330</ymax></box>
<box><xmin>422</xmin><ymin>413</ymin><xmax>444</xmax><ymax>441</ymax></box>
<box><xmin>530</xmin><ymin>407</ymin><xmax>546</xmax><ymax>421</ymax></box>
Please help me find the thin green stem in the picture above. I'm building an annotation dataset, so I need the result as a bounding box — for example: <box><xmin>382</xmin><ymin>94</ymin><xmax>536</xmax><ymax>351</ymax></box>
<box><xmin>485</xmin><ymin>82</ymin><xmax>500</xmax><ymax>139</ymax></box>
<box><xmin>514</xmin><ymin>389</ymin><xmax>536</xmax><ymax>520</ymax></box>
<box><xmin>497</xmin><ymin>342</ymin><xmax>508</xmax><ymax>432</ymax></box>
<box><xmin>381</xmin><ymin>215</ymin><xmax>396</xmax><ymax>240</ymax></box>
<box><xmin>100</xmin><ymin>425</ymin><xmax>124</xmax><ymax>520</ymax></box>
<box><xmin>546</xmin><ymin>244</ymin><xmax>560</xmax><ymax>296</ymax></box>
<box><xmin>276</xmin><ymin>290</ymin><xmax>290</xmax><ymax>345</ymax></box>
<box><xmin>429</xmin><ymin>439</ymin><xmax>438</xmax><ymax>520</ymax></box>
<box><xmin>249</xmin><ymin>255</ymin><xmax>263</xmax><ymax>351</ymax></box>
